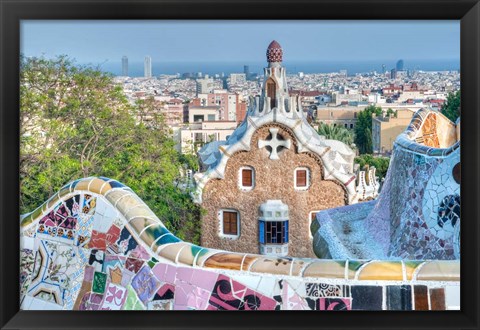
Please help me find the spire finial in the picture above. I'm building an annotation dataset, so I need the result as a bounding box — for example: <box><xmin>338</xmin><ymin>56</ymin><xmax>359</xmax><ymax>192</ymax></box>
<box><xmin>266</xmin><ymin>40</ymin><xmax>283</xmax><ymax>63</ymax></box>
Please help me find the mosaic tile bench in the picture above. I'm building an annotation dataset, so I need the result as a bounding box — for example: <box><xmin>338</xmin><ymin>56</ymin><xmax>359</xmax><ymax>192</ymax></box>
<box><xmin>312</xmin><ymin>109</ymin><xmax>460</xmax><ymax>261</ymax></box>
<box><xmin>20</xmin><ymin>176</ymin><xmax>459</xmax><ymax>310</ymax></box>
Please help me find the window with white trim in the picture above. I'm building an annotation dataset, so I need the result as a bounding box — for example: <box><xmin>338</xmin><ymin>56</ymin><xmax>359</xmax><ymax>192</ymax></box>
<box><xmin>219</xmin><ymin>210</ymin><xmax>240</xmax><ymax>238</ymax></box>
<box><xmin>295</xmin><ymin>167</ymin><xmax>310</xmax><ymax>190</ymax></box>
<box><xmin>259</xmin><ymin>221</ymin><xmax>288</xmax><ymax>244</ymax></box>
<box><xmin>239</xmin><ymin>166</ymin><xmax>255</xmax><ymax>190</ymax></box>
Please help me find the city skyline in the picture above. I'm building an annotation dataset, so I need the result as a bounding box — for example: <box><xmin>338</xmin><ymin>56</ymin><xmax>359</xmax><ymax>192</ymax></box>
<box><xmin>21</xmin><ymin>20</ymin><xmax>460</xmax><ymax>66</ymax></box>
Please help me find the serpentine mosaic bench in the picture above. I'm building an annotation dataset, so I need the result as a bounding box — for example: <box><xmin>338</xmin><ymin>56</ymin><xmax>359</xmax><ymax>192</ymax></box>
<box><xmin>20</xmin><ymin>177</ymin><xmax>459</xmax><ymax>311</ymax></box>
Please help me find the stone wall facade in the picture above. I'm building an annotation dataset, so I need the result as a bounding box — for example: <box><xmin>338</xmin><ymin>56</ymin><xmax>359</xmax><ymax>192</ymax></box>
<box><xmin>200</xmin><ymin>123</ymin><xmax>347</xmax><ymax>258</ymax></box>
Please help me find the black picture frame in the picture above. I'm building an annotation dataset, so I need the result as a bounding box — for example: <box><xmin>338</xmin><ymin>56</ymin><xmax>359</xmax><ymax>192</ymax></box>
<box><xmin>1</xmin><ymin>0</ymin><xmax>479</xmax><ymax>329</ymax></box>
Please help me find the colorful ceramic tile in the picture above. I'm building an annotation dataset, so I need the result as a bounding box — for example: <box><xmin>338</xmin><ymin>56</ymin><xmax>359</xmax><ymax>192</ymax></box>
<box><xmin>102</xmin><ymin>254</ymin><xmax>126</xmax><ymax>273</ymax></box>
<box><xmin>203</xmin><ymin>253</ymin><xmax>247</xmax><ymax>271</ymax></box>
<box><xmin>123</xmin><ymin>285</ymin><xmax>145</xmax><ymax>310</ymax></box>
<box><xmin>89</xmin><ymin>230</ymin><xmax>107</xmax><ymax>250</ymax></box>
<box><xmin>429</xmin><ymin>288</ymin><xmax>446</xmax><ymax>310</ymax></box>
<box><xmin>208</xmin><ymin>275</ymin><xmax>276</xmax><ymax>310</ymax></box>
<box><xmin>302</xmin><ymin>260</ymin><xmax>347</xmax><ymax>278</ymax></box>
<box><xmin>305</xmin><ymin>283</ymin><xmax>348</xmax><ymax>298</ymax></box>
<box><xmin>351</xmin><ymin>285</ymin><xmax>383</xmax><ymax>310</ymax></box>
<box><xmin>357</xmin><ymin>261</ymin><xmax>404</xmax><ymax>280</ymax></box>
<box><xmin>386</xmin><ymin>285</ymin><xmax>412</xmax><ymax>310</ymax></box>
<box><xmin>116</xmin><ymin>227</ymin><xmax>138</xmax><ymax>255</ymax></box>
<box><xmin>92</xmin><ymin>272</ymin><xmax>107</xmax><ymax>294</ymax></box>
<box><xmin>78</xmin><ymin>292</ymin><xmax>103</xmax><ymax>311</ymax></box>
<box><xmin>129</xmin><ymin>244</ymin><xmax>150</xmax><ymax>261</ymax></box>
<box><xmin>281</xmin><ymin>281</ymin><xmax>309</xmax><ymax>310</ymax></box>
<box><xmin>105</xmin><ymin>225</ymin><xmax>121</xmax><ymax>246</ymax></box>
<box><xmin>64</xmin><ymin>195</ymin><xmax>81</xmax><ymax>217</ymax></box>
<box><xmin>131</xmin><ymin>266</ymin><xmax>161</xmax><ymax>304</ymax></box>
<box><xmin>154</xmin><ymin>283</ymin><xmax>175</xmax><ymax>300</ymax></box>
<box><xmin>125</xmin><ymin>257</ymin><xmax>144</xmax><ymax>273</ymax></box>
<box><xmin>318</xmin><ymin>297</ymin><xmax>352</xmax><ymax>311</ymax></box>
<box><xmin>249</xmin><ymin>257</ymin><xmax>293</xmax><ymax>275</ymax></box>
<box><xmin>100</xmin><ymin>283</ymin><xmax>127</xmax><ymax>310</ymax></box>
<box><xmin>88</xmin><ymin>249</ymin><xmax>105</xmax><ymax>272</ymax></box>
<box><xmin>413</xmin><ymin>285</ymin><xmax>429</xmax><ymax>310</ymax></box>
<box><xmin>108</xmin><ymin>266</ymin><xmax>123</xmax><ymax>285</ymax></box>
<box><xmin>415</xmin><ymin>261</ymin><xmax>460</xmax><ymax>281</ymax></box>
<box><xmin>148</xmin><ymin>299</ymin><xmax>173</xmax><ymax>310</ymax></box>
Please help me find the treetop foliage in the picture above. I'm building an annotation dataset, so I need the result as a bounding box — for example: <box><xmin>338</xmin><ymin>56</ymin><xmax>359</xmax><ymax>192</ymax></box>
<box><xmin>441</xmin><ymin>90</ymin><xmax>460</xmax><ymax>123</ymax></box>
<box><xmin>354</xmin><ymin>105</ymin><xmax>382</xmax><ymax>155</ymax></box>
<box><xmin>354</xmin><ymin>154</ymin><xmax>390</xmax><ymax>180</ymax></box>
<box><xmin>316</xmin><ymin>122</ymin><xmax>355</xmax><ymax>147</ymax></box>
<box><xmin>20</xmin><ymin>55</ymin><xmax>201</xmax><ymax>244</ymax></box>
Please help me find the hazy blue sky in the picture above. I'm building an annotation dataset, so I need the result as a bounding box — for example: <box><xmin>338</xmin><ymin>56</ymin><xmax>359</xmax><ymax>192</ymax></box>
<box><xmin>21</xmin><ymin>20</ymin><xmax>460</xmax><ymax>64</ymax></box>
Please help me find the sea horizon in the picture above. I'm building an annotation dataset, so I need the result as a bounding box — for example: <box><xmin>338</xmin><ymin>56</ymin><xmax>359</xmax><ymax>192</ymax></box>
<box><xmin>87</xmin><ymin>59</ymin><xmax>459</xmax><ymax>77</ymax></box>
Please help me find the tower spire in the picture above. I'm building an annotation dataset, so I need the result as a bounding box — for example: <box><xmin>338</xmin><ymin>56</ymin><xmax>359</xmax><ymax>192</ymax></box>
<box><xmin>251</xmin><ymin>40</ymin><xmax>303</xmax><ymax>117</ymax></box>
<box><xmin>266</xmin><ymin>40</ymin><xmax>283</xmax><ymax>64</ymax></box>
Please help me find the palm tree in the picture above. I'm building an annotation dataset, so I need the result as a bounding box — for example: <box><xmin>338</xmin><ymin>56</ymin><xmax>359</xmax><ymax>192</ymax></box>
<box><xmin>317</xmin><ymin>122</ymin><xmax>355</xmax><ymax>146</ymax></box>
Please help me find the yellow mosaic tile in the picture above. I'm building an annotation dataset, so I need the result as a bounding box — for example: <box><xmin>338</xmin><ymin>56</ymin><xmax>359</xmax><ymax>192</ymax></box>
<box><xmin>125</xmin><ymin>206</ymin><xmax>155</xmax><ymax>223</ymax></box>
<box><xmin>249</xmin><ymin>257</ymin><xmax>293</xmax><ymax>275</ymax></box>
<box><xmin>114</xmin><ymin>194</ymin><xmax>143</xmax><ymax>216</ymax></box>
<box><xmin>302</xmin><ymin>260</ymin><xmax>346</xmax><ymax>278</ymax></box>
<box><xmin>99</xmin><ymin>181</ymin><xmax>113</xmax><ymax>195</ymax></box>
<box><xmin>357</xmin><ymin>261</ymin><xmax>404</xmax><ymax>280</ymax></box>
<box><xmin>104</xmin><ymin>189</ymin><xmax>129</xmax><ymax>208</ymax></box>
<box><xmin>87</xmin><ymin>177</ymin><xmax>110</xmax><ymax>195</ymax></box>
<box><xmin>73</xmin><ymin>178</ymin><xmax>95</xmax><ymax>192</ymax></box>
<box><xmin>157</xmin><ymin>242</ymin><xmax>190</xmax><ymax>262</ymax></box>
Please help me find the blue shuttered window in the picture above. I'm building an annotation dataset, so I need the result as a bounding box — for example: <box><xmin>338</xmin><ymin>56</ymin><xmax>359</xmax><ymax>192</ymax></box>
<box><xmin>259</xmin><ymin>220</ymin><xmax>289</xmax><ymax>244</ymax></box>
<box><xmin>259</xmin><ymin>221</ymin><xmax>265</xmax><ymax>244</ymax></box>
<box><xmin>285</xmin><ymin>221</ymin><xmax>289</xmax><ymax>243</ymax></box>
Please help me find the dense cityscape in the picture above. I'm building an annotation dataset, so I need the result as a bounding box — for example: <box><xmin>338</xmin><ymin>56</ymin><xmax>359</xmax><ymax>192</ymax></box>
<box><xmin>113</xmin><ymin>55</ymin><xmax>460</xmax><ymax>156</ymax></box>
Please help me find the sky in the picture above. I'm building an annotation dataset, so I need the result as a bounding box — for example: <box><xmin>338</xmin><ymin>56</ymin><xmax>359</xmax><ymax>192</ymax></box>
<box><xmin>21</xmin><ymin>20</ymin><xmax>460</xmax><ymax>65</ymax></box>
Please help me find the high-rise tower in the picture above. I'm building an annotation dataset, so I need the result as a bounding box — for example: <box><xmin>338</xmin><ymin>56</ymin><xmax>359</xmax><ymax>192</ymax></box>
<box><xmin>396</xmin><ymin>59</ymin><xmax>404</xmax><ymax>71</ymax></box>
<box><xmin>144</xmin><ymin>56</ymin><xmax>152</xmax><ymax>78</ymax></box>
<box><xmin>121</xmin><ymin>56</ymin><xmax>128</xmax><ymax>76</ymax></box>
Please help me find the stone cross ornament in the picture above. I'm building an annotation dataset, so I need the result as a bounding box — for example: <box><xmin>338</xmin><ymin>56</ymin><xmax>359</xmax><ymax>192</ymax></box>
<box><xmin>258</xmin><ymin>128</ymin><xmax>291</xmax><ymax>160</ymax></box>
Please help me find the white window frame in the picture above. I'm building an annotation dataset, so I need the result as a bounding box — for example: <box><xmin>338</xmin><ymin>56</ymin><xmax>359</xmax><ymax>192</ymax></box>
<box><xmin>308</xmin><ymin>210</ymin><xmax>320</xmax><ymax>239</ymax></box>
<box><xmin>218</xmin><ymin>209</ymin><xmax>240</xmax><ymax>239</ymax></box>
<box><xmin>294</xmin><ymin>167</ymin><xmax>310</xmax><ymax>190</ymax></box>
<box><xmin>238</xmin><ymin>166</ymin><xmax>255</xmax><ymax>191</ymax></box>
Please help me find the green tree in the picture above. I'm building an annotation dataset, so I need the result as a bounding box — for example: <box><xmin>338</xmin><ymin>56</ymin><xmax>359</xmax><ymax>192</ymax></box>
<box><xmin>441</xmin><ymin>90</ymin><xmax>460</xmax><ymax>122</ymax></box>
<box><xmin>354</xmin><ymin>154</ymin><xmax>390</xmax><ymax>180</ymax></box>
<box><xmin>386</xmin><ymin>108</ymin><xmax>396</xmax><ymax>118</ymax></box>
<box><xmin>20</xmin><ymin>55</ymin><xmax>202</xmax><ymax>244</ymax></box>
<box><xmin>354</xmin><ymin>105</ymin><xmax>382</xmax><ymax>154</ymax></box>
<box><xmin>317</xmin><ymin>122</ymin><xmax>355</xmax><ymax>146</ymax></box>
